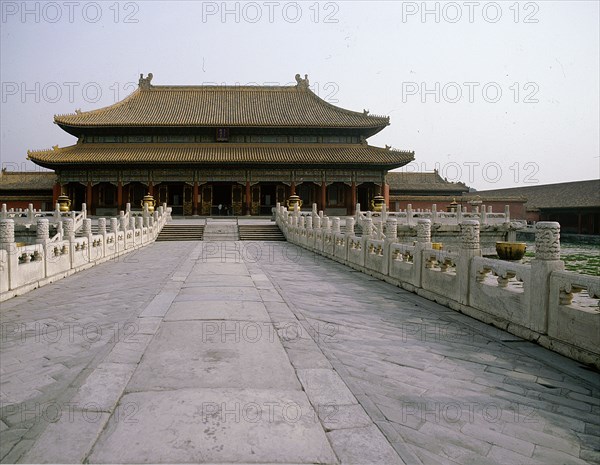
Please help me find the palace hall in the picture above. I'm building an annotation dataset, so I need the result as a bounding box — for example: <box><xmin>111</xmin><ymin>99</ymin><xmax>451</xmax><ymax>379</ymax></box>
<box><xmin>26</xmin><ymin>74</ymin><xmax>414</xmax><ymax>216</ymax></box>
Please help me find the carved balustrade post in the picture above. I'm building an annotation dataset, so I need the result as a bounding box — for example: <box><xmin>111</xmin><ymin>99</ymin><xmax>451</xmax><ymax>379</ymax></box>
<box><xmin>110</xmin><ymin>218</ymin><xmax>119</xmax><ymax>234</ymax></box>
<box><xmin>82</xmin><ymin>218</ymin><xmax>92</xmax><ymax>236</ymax></box>
<box><xmin>305</xmin><ymin>215</ymin><xmax>313</xmax><ymax>230</ymax></box>
<box><xmin>332</xmin><ymin>217</ymin><xmax>341</xmax><ymax>234</ymax></box>
<box><xmin>98</xmin><ymin>218</ymin><xmax>107</xmax><ymax>235</ymax></box>
<box><xmin>530</xmin><ymin>222</ymin><xmax>564</xmax><ymax>333</ymax></box>
<box><xmin>63</xmin><ymin>218</ymin><xmax>75</xmax><ymax>240</ymax></box>
<box><xmin>0</xmin><ymin>219</ymin><xmax>15</xmax><ymax>250</ymax></box>
<box><xmin>119</xmin><ymin>212</ymin><xmax>128</xmax><ymax>232</ymax></box>
<box><xmin>346</xmin><ymin>217</ymin><xmax>355</xmax><ymax>237</ymax></box>
<box><xmin>36</xmin><ymin>219</ymin><xmax>49</xmax><ymax>245</ymax></box>
<box><xmin>457</xmin><ymin>220</ymin><xmax>481</xmax><ymax>306</ymax></box>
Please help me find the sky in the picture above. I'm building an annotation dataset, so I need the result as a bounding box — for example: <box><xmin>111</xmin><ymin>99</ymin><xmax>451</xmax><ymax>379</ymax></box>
<box><xmin>1</xmin><ymin>0</ymin><xmax>599</xmax><ymax>190</ymax></box>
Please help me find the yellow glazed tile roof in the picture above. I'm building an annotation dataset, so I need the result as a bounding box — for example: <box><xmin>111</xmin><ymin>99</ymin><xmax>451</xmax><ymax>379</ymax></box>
<box><xmin>27</xmin><ymin>143</ymin><xmax>414</xmax><ymax>167</ymax></box>
<box><xmin>54</xmin><ymin>82</ymin><xmax>390</xmax><ymax>129</ymax></box>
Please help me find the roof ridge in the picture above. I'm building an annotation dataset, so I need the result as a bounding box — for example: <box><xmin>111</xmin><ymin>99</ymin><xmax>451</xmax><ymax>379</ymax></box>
<box><xmin>54</xmin><ymin>87</ymin><xmax>141</xmax><ymax>121</ymax></box>
<box><xmin>302</xmin><ymin>85</ymin><xmax>390</xmax><ymax>123</ymax></box>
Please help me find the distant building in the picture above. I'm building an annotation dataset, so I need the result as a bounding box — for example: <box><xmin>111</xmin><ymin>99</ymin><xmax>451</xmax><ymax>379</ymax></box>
<box><xmin>0</xmin><ymin>170</ymin><xmax>55</xmax><ymax>210</ymax></box>
<box><xmin>387</xmin><ymin>170</ymin><xmax>470</xmax><ymax>211</ymax></box>
<box><xmin>476</xmin><ymin>179</ymin><xmax>600</xmax><ymax>234</ymax></box>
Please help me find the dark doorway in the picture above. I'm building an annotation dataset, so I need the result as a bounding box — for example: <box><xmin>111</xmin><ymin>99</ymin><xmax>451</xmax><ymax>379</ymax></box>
<box><xmin>155</xmin><ymin>183</ymin><xmax>184</xmax><ymax>215</ymax></box>
<box><xmin>358</xmin><ymin>183</ymin><xmax>377</xmax><ymax>211</ymax></box>
<box><xmin>260</xmin><ymin>184</ymin><xmax>276</xmax><ymax>215</ymax></box>
<box><xmin>65</xmin><ymin>182</ymin><xmax>86</xmax><ymax>211</ymax></box>
<box><xmin>212</xmin><ymin>183</ymin><xmax>232</xmax><ymax>216</ymax></box>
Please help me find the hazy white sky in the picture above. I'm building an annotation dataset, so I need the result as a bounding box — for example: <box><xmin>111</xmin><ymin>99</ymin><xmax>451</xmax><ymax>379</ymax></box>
<box><xmin>1</xmin><ymin>0</ymin><xmax>598</xmax><ymax>190</ymax></box>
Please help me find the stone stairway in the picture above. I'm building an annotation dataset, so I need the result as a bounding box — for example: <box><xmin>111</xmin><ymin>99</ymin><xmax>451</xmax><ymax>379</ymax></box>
<box><xmin>202</xmin><ymin>219</ymin><xmax>239</xmax><ymax>241</ymax></box>
<box><xmin>238</xmin><ymin>224</ymin><xmax>286</xmax><ymax>241</ymax></box>
<box><xmin>156</xmin><ymin>223</ymin><xmax>205</xmax><ymax>241</ymax></box>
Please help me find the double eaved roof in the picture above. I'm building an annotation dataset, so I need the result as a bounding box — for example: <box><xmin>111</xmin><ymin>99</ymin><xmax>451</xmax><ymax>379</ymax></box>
<box><xmin>27</xmin><ymin>143</ymin><xmax>414</xmax><ymax>168</ymax></box>
<box><xmin>54</xmin><ymin>74</ymin><xmax>389</xmax><ymax>134</ymax></box>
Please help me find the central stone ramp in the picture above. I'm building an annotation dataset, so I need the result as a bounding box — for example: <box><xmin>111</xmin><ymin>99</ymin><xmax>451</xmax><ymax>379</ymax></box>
<box><xmin>202</xmin><ymin>218</ymin><xmax>240</xmax><ymax>241</ymax></box>
<box><xmin>85</xmin><ymin>251</ymin><xmax>337</xmax><ymax>464</ymax></box>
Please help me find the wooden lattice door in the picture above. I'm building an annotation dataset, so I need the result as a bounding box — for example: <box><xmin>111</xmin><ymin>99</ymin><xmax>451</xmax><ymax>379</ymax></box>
<box><xmin>158</xmin><ymin>185</ymin><xmax>168</xmax><ymax>206</ymax></box>
<box><xmin>183</xmin><ymin>184</ymin><xmax>193</xmax><ymax>216</ymax></box>
<box><xmin>232</xmin><ymin>184</ymin><xmax>243</xmax><ymax>216</ymax></box>
<box><xmin>201</xmin><ymin>185</ymin><xmax>212</xmax><ymax>215</ymax></box>
<box><xmin>276</xmin><ymin>185</ymin><xmax>287</xmax><ymax>205</ymax></box>
<box><xmin>251</xmin><ymin>185</ymin><xmax>261</xmax><ymax>215</ymax></box>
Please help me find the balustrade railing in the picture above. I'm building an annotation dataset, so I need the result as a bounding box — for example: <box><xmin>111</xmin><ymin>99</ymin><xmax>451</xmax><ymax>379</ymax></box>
<box><xmin>0</xmin><ymin>203</ymin><xmax>171</xmax><ymax>301</ymax></box>
<box><xmin>276</xmin><ymin>202</ymin><xmax>599</xmax><ymax>368</ymax></box>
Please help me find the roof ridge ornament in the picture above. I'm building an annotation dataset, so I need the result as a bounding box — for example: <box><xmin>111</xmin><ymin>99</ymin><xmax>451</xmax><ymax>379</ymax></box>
<box><xmin>295</xmin><ymin>73</ymin><xmax>309</xmax><ymax>89</ymax></box>
<box><xmin>139</xmin><ymin>73</ymin><xmax>154</xmax><ymax>90</ymax></box>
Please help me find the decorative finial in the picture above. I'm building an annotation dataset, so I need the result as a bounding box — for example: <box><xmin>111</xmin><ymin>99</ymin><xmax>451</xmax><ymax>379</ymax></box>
<box><xmin>74</xmin><ymin>108</ymin><xmax>81</xmax><ymax>114</ymax></box>
<box><xmin>295</xmin><ymin>73</ymin><xmax>309</xmax><ymax>89</ymax></box>
<box><xmin>385</xmin><ymin>145</ymin><xmax>391</xmax><ymax>150</ymax></box>
<box><xmin>139</xmin><ymin>72</ymin><xmax>154</xmax><ymax>89</ymax></box>
<box><xmin>363</xmin><ymin>109</ymin><xmax>370</xmax><ymax>115</ymax></box>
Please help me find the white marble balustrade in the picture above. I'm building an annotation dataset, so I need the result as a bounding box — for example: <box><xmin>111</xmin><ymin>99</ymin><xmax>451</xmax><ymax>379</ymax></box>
<box><xmin>276</xmin><ymin>203</ymin><xmax>600</xmax><ymax>368</ymax></box>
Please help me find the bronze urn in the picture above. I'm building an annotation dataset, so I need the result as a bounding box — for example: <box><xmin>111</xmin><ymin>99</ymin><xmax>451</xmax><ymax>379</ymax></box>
<box><xmin>371</xmin><ymin>195</ymin><xmax>385</xmax><ymax>212</ymax></box>
<box><xmin>141</xmin><ymin>193</ymin><xmax>156</xmax><ymax>213</ymax></box>
<box><xmin>496</xmin><ymin>242</ymin><xmax>527</xmax><ymax>261</ymax></box>
<box><xmin>57</xmin><ymin>194</ymin><xmax>71</xmax><ymax>212</ymax></box>
<box><xmin>286</xmin><ymin>195</ymin><xmax>303</xmax><ymax>210</ymax></box>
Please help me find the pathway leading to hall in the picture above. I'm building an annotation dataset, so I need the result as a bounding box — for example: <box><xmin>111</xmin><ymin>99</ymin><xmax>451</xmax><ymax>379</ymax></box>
<box><xmin>0</xmin><ymin>240</ymin><xmax>598</xmax><ymax>464</ymax></box>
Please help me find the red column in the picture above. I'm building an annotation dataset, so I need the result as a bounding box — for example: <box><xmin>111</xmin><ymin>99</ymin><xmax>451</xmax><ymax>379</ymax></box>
<box><xmin>290</xmin><ymin>181</ymin><xmax>296</xmax><ymax>195</ymax></box>
<box><xmin>86</xmin><ymin>182</ymin><xmax>93</xmax><ymax>215</ymax></box>
<box><xmin>117</xmin><ymin>181</ymin><xmax>123</xmax><ymax>211</ymax></box>
<box><xmin>245</xmin><ymin>181</ymin><xmax>251</xmax><ymax>215</ymax></box>
<box><xmin>320</xmin><ymin>181</ymin><xmax>326</xmax><ymax>212</ymax></box>
<box><xmin>384</xmin><ymin>183</ymin><xmax>390</xmax><ymax>208</ymax></box>
<box><xmin>52</xmin><ymin>182</ymin><xmax>61</xmax><ymax>206</ymax></box>
<box><xmin>192</xmin><ymin>182</ymin><xmax>199</xmax><ymax>215</ymax></box>
<box><xmin>148</xmin><ymin>181</ymin><xmax>153</xmax><ymax>196</ymax></box>
<box><xmin>351</xmin><ymin>181</ymin><xmax>357</xmax><ymax>215</ymax></box>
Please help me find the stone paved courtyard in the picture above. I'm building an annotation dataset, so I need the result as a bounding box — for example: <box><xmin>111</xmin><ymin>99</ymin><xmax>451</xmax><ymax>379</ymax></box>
<box><xmin>0</xmin><ymin>239</ymin><xmax>598</xmax><ymax>464</ymax></box>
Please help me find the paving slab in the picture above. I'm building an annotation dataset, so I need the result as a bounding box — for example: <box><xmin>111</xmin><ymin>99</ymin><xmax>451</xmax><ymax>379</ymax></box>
<box><xmin>87</xmin><ymin>388</ymin><xmax>338</xmax><ymax>464</ymax></box>
<box><xmin>127</xmin><ymin>319</ymin><xmax>301</xmax><ymax>392</ymax></box>
<box><xmin>165</xmin><ymin>300</ymin><xmax>272</xmax><ymax>322</ymax></box>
